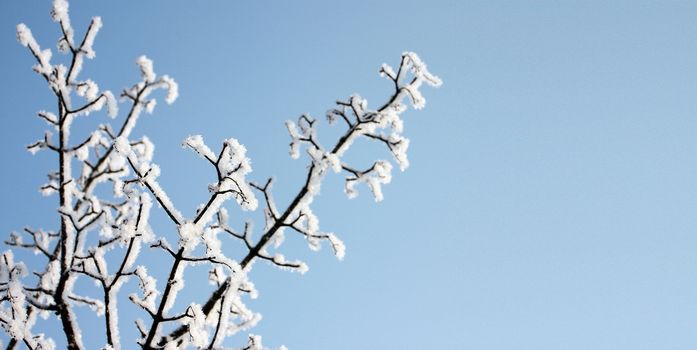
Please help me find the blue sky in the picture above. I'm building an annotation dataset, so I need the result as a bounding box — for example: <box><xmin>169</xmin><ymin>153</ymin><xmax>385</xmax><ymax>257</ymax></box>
<box><xmin>2</xmin><ymin>1</ymin><xmax>697</xmax><ymax>349</ymax></box>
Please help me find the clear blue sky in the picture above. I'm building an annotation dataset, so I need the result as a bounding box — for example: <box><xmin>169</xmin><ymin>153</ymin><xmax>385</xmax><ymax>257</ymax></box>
<box><xmin>2</xmin><ymin>1</ymin><xmax>697</xmax><ymax>349</ymax></box>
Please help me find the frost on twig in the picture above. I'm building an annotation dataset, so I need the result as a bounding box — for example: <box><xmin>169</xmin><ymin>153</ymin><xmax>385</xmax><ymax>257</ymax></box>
<box><xmin>8</xmin><ymin>1</ymin><xmax>179</xmax><ymax>348</ymax></box>
<box><xmin>161</xmin><ymin>51</ymin><xmax>440</xmax><ymax>346</ymax></box>
<box><xmin>6</xmin><ymin>1</ymin><xmax>440</xmax><ymax>349</ymax></box>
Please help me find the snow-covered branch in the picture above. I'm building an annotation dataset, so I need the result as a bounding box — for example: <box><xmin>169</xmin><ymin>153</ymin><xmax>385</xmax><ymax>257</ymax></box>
<box><xmin>161</xmin><ymin>51</ymin><xmax>440</xmax><ymax>346</ymax></box>
<box><xmin>6</xmin><ymin>1</ymin><xmax>439</xmax><ymax>349</ymax></box>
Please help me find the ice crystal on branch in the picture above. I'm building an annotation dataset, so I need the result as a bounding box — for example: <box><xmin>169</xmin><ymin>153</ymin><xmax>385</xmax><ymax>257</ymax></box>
<box><xmin>4</xmin><ymin>1</ymin><xmax>439</xmax><ymax>349</ymax></box>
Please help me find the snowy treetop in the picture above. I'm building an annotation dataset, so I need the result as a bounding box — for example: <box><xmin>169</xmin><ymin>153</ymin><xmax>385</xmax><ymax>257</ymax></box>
<box><xmin>2</xmin><ymin>1</ymin><xmax>439</xmax><ymax>349</ymax></box>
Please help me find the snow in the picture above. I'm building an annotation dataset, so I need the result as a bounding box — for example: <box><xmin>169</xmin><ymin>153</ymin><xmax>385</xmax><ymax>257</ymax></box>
<box><xmin>179</xmin><ymin>221</ymin><xmax>201</xmax><ymax>253</ymax></box>
<box><xmin>15</xmin><ymin>23</ymin><xmax>32</xmax><ymax>47</ymax></box>
<box><xmin>16</xmin><ymin>24</ymin><xmax>53</xmax><ymax>76</ymax></box>
<box><xmin>379</xmin><ymin>63</ymin><xmax>396</xmax><ymax>79</ymax></box>
<box><xmin>272</xmin><ymin>254</ymin><xmax>309</xmax><ymax>274</ymax></box>
<box><xmin>52</xmin><ymin>64</ymin><xmax>70</xmax><ymax>106</ymax></box>
<box><xmin>285</xmin><ymin>121</ymin><xmax>302</xmax><ymax>159</ymax></box>
<box><xmin>131</xmin><ymin>266</ymin><xmax>159</xmax><ymax>314</ymax></box>
<box><xmin>389</xmin><ymin>134</ymin><xmax>410</xmax><ymax>171</ymax></box>
<box><xmin>327</xmin><ymin>233</ymin><xmax>346</xmax><ymax>260</ymax></box>
<box><xmin>139</xmin><ymin>193</ymin><xmax>153</xmax><ymax>231</ymax></box>
<box><xmin>325</xmin><ymin>152</ymin><xmax>342</xmax><ymax>173</ymax></box>
<box><xmin>144</xmin><ymin>98</ymin><xmax>156</xmax><ymax>114</ymax></box>
<box><xmin>286</xmin><ymin>116</ymin><xmax>321</xmax><ymax>160</ymax></box>
<box><xmin>104</xmin><ymin>90</ymin><xmax>118</xmax><ymax>118</ymax></box>
<box><xmin>75</xmin><ymin>143</ymin><xmax>89</xmax><ymax>161</ymax></box>
<box><xmin>217</xmin><ymin>138</ymin><xmax>258</xmax><ymax>211</ymax></box>
<box><xmin>136</xmin><ymin>55</ymin><xmax>156</xmax><ymax>83</ymax></box>
<box><xmin>162</xmin><ymin>264</ymin><xmax>187</xmax><ymax>316</ymax></box>
<box><xmin>76</xmin><ymin>79</ymin><xmax>98</xmax><ymax>99</ymax></box>
<box><xmin>161</xmin><ymin>75</ymin><xmax>179</xmax><ymax>104</ymax></box>
<box><xmin>71</xmin><ymin>294</ymin><xmax>105</xmax><ymax>316</ymax></box>
<box><xmin>349</xmin><ymin>94</ymin><xmax>367</xmax><ymax>119</ymax></box>
<box><xmin>113</xmin><ymin>136</ymin><xmax>131</xmax><ymax>155</ymax></box>
<box><xmin>51</xmin><ymin>0</ymin><xmax>74</xmax><ymax>50</ymax></box>
<box><xmin>37</xmin><ymin>110</ymin><xmax>58</xmax><ymax>125</ymax></box>
<box><xmin>185</xmin><ymin>304</ymin><xmax>209</xmax><ymax>347</ymax></box>
<box><xmin>208</xmin><ymin>266</ymin><xmax>227</xmax><ymax>286</ymax></box>
<box><xmin>403</xmin><ymin>51</ymin><xmax>443</xmax><ymax>88</ymax></box>
<box><xmin>182</xmin><ymin>134</ymin><xmax>216</xmax><ymax>161</ymax></box>
<box><xmin>82</xmin><ymin>16</ymin><xmax>102</xmax><ymax>59</ymax></box>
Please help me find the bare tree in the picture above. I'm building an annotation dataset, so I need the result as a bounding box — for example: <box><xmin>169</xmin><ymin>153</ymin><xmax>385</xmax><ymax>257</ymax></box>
<box><xmin>2</xmin><ymin>1</ymin><xmax>440</xmax><ymax>349</ymax></box>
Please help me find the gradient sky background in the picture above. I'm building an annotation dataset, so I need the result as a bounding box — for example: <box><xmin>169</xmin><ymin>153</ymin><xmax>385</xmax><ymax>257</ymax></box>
<box><xmin>2</xmin><ymin>1</ymin><xmax>697</xmax><ymax>349</ymax></box>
